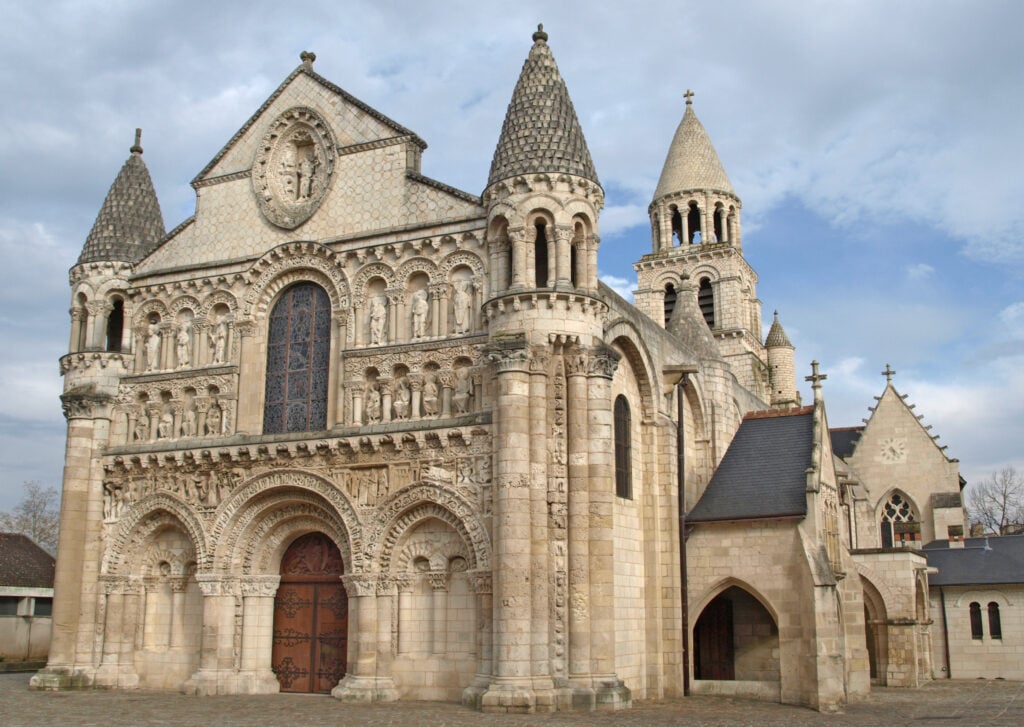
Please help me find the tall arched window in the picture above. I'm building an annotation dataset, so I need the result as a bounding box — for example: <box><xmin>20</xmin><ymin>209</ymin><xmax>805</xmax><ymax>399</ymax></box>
<box><xmin>106</xmin><ymin>297</ymin><xmax>124</xmax><ymax>352</ymax></box>
<box><xmin>698</xmin><ymin>277</ymin><xmax>715</xmax><ymax>327</ymax></box>
<box><xmin>534</xmin><ymin>221</ymin><xmax>549</xmax><ymax>288</ymax></box>
<box><xmin>988</xmin><ymin>602</ymin><xmax>1002</xmax><ymax>639</ymax></box>
<box><xmin>969</xmin><ymin>602</ymin><xmax>983</xmax><ymax>640</ymax></box>
<box><xmin>614</xmin><ymin>395</ymin><xmax>632</xmax><ymax>499</ymax></box>
<box><xmin>687</xmin><ymin>202</ymin><xmax>701</xmax><ymax>243</ymax></box>
<box><xmin>663</xmin><ymin>283</ymin><xmax>677</xmax><ymax>326</ymax></box>
<box><xmin>263</xmin><ymin>282</ymin><xmax>331</xmax><ymax>434</ymax></box>
<box><xmin>879</xmin><ymin>492</ymin><xmax>915</xmax><ymax>548</ymax></box>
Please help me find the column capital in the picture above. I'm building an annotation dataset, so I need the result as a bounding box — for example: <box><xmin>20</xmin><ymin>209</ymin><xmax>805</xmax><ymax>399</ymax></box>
<box><xmin>484</xmin><ymin>335</ymin><xmax>529</xmax><ymax>373</ymax></box>
<box><xmin>588</xmin><ymin>343</ymin><xmax>621</xmax><ymax>379</ymax></box>
<box><xmin>238</xmin><ymin>574</ymin><xmax>281</xmax><ymax>597</ymax></box>
<box><xmin>341</xmin><ymin>573</ymin><xmax>378</xmax><ymax>597</ymax></box>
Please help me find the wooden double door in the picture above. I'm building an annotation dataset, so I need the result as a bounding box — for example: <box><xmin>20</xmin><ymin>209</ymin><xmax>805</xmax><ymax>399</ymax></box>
<box><xmin>271</xmin><ymin>532</ymin><xmax>348</xmax><ymax>693</ymax></box>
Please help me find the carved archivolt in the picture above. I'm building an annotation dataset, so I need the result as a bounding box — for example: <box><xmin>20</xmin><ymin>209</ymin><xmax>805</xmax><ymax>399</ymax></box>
<box><xmin>199</xmin><ymin>290</ymin><xmax>239</xmax><ymax>318</ymax></box>
<box><xmin>103</xmin><ymin>496</ymin><xmax>209</xmax><ymax>575</ymax></box>
<box><xmin>438</xmin><ymin>250</ymin><xmax>485</xmax><ymax>280</ymax></box>
<box><xmin>395</xmin><ymin>257</ymin><xmax>439</xmax><ymax>285</ymax></box>
<box><xmin>168</xmin><ymin>295</ymin><xmax>201</xmax><ymax>317</ymax></box>
<box><xmin>351</xmin><ymin>262</ymin><xmax>396</xmax><ymax>303</ymax></box>
<box><xmin>244</xmin><ymin>244</ymin><xmax>350</xmax><ymax>319</ymax></box>
<box><xmin>242</xmin><ymin>505</ymin><xmax>351</xmax><ymax>576</ymax></box>
<box><xmin>133</xmin><ymin>298</ymin><xmax>169</xmax><ymax>325</ymax></box>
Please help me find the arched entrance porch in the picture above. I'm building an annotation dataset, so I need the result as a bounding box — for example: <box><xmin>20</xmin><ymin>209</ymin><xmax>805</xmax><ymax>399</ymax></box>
<box><xmin>693</xmin><ymin>586</ymin><xmax>780</xmax><ymax>695</ymax></box>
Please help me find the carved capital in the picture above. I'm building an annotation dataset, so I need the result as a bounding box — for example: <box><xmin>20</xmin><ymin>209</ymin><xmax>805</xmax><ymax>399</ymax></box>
<box><xmin>195</xmin><ymin>574</ymin><xmax>236</xmax><ymax>597</ymax></box>
<box><xmin>529</xmin><ymin>346</ymin><xmax>550</xmax><ymax>373</ymax></box>
<box><xmin>467</xmin><ymin>570</ymin><xmax>493</xmax><ymax>595</ymax></box>
<box><xmin>239</xmin><ymin>575</ymin><xmax>281</xmax><ymax>598</ymax></box>
<box><xmin>485</xmin><ymin>336</ymin><xmax>529</xmax><ymax>373</ymax></box>
<box><xmin>588</xmin><ymin>343</ymin><xmax>621</xmax><ymax>379</ymax></box>
<box><xmin>61</xmin><ymin>390</ymin><xmax>113</xmax><ymax>420</ymax></box>
<box><xmin>426</xmin><ymin>572</ymin><xmax>449</xmax><ymax>592</ymax></box>
<box><xmin>341</xmin><ymin>573</ymin><xmax>378</xmax><ymax>597</ymax></box>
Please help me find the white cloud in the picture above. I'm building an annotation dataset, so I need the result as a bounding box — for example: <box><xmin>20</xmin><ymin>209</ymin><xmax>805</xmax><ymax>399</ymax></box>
<box><xmin>999</xmin><ymin>302</ymin><xmax>1024</xmax><ymax>339</ymax></box>
<box><xmin>599</xmin><ymin>274</ymin><xmax>635</xmax><ymax>302</ymax></box>
<box><xmin>906</xmin><ymin>263</ymin><xmax>935</xmax><ymax>281</ymax></box>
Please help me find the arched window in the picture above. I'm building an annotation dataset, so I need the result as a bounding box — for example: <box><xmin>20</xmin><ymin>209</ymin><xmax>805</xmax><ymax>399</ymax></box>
<box><xmin>969</xmin><ymin>602</ymin><xmax>983</xmax><ymax>640</ymax></box>
<box><xmin>105</xmin><ymin>298</ymin><xmax>124</xmax><ymax>352</ymax></box>
<box><xmin>263</xmin><ymin>282</ymin><xmax>331</xmax><ymax>434</ymax></box>
<box><xmin>698</xmin><ymin>277</ymin><xmax>715</xmax><ymax>327</ymax></box>
<box><xmin>988</xmin><ymin>602</ymin><xmax>1002</xmax><ymax>639</ymax></box>
<box><xmin>614</xmin><ymin>395</ymin><xmax>632</xmax><ymax>499</ymax></box>
<box><xmin>671</xmin><ymin>207</ymin><xmax>683</xmax><ymax>245</ymax></box>
<box><xmin>879</xmin><ymin>492</ymin><xmax>916</xmax><ymax>548</ymax></box>
<box><xmin>687</xmin><ymin>202</ymin><xmax>701</xmax><ymax>243</ymax></box>
<box><xmin>663</xmin><ymin>283</ymin><xmax>677</xmax><ymax>326</ymax></box>
<box><xmin>534</xmin><ymin>221</ymin><xmax>549</xmax><ymax>288</ymax></box>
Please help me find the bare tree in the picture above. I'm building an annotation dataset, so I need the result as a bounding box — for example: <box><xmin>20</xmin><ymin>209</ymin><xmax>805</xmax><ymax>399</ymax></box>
<box><xmin>967</xmin><ymin>466</ymin><xmax>1024</xmax><ymax>536</ymax></box>
<box><xmin>0</xmin><ymin>480</ymin><xmax>60</xmax><ymax>555</ymax></box>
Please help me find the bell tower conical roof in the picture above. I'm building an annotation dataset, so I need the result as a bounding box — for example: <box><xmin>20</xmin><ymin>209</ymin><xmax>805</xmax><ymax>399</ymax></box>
<box><xmin>487</xmin><ymin>25</ymin><xmax>599</xmax><ymax>189</ymax></box>
<box><xmin>653</xmin><ymin>94</ymin><xmax>734</xmax><ymax>201</ymax></box>
<box><xmin>78</xmin><ymin>129</ymin><xmax>166</xmax><ymax>265</ymax></box>
<box><xmin>765</xmin><ymin>311</ymin><xmax>793</xmax><ymax>348</ymax></box>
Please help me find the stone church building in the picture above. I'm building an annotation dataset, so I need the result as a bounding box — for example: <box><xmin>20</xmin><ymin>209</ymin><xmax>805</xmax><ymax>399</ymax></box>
<box><xmin>34</xmin><ymin>27</ymin><xmax>969</xmax><ymax>712</ymax></box>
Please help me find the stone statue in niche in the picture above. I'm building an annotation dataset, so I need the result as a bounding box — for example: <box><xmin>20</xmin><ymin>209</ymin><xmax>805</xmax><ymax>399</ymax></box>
<box><xmin>206</xmin><ymin>403</ymin><xmax>222</xmax><ymax>435</ymax></box>
<box><xmin>393</xmin><ymin>377</ymin><xmax>411</xmax><ymax>420</ymax></box>
<box><xmin>411</xmin><ymin>289</ymin><xmax>429</xmax><ymax>339</ymax></box>
<box><xmin>157</xmin><ymin>408</ymin><xmax>174</xmax><ymax>439</ymax></box>
<box><xmin>453</xmin><ymin>366</ymin><xmax>472</xmax><ymax>414</ymax></box>
<box><xmin>422</xmin><ymin>374</ymin><xmax>439</xmax><ymax>417</ymax></box>
<box><xmin>369</xmin><ymin>295</ymin><xmax>388</xmax><ymax>345</ymax></box>
<box><xmin>452</xmin><ymin>279</ymin><xmax>472</xmax><ymax>334</ymax></box>
<box><xmin>209</xmin><ymin>319</ymin><xmax>228</xmax><ymax>364</ymax></box>
<box><xmin>180</xmin><ymin>407</ymin><xmax>197</xmax><ymax>438</ymax></box>
<box><xmin>145</xmin><ymin>321</ymin><xmax>161</xmax><ymax>372</ymax></box>
<box><xmin>365</xmin><ymin>383</ymin><xmax>382</xmax><ymax>423</ymax></box>
<box><xmin>175</xmin><ymin>323</ymin><xmax>191</xmax><ymax>368</ymax></box>
<box><xmin>133</xmin><ymin>408</ymin><xmax>149</xmax><ymax>442</ymax></box>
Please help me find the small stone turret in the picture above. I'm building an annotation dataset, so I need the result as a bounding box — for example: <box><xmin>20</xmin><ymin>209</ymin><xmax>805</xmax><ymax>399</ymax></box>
<box><xmin>766</xmin><ymin>311</ymin><xmax>799</xmax><ymax>407</ymax></box>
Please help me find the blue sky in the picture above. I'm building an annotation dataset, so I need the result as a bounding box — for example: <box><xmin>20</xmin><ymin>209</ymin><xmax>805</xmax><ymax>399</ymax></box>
<box><xmin>1</xmin><ymin>0</ymin><xmax>1022</xmax><ymax>509</ymax></box>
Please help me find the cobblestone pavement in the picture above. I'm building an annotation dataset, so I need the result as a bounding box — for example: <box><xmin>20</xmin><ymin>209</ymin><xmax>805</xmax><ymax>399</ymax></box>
<box><xmin>3</xmin><ymin>673</ymin><xmax>1022</xmax><ymax>726</ymax></box>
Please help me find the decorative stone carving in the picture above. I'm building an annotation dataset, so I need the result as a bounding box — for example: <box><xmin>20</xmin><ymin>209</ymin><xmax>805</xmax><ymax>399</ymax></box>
<box><xmin>410</xmin><ymin>289</ymin><xmax>429</xmax><ymax>339</ymax></box>
<box><xmin>453</xmin><ymin>366</ymin><xmax>472</xmax><ymax>414</ymax></box>
<box><xmin>252</xmin><ymin>107</ymin><xmax>336</xmax><ymax>229</ymax></box>
<box><xmin>365</xmin><ymin>383</ymin><xmax>382</xmax><ymax>423</ymax></box>
<box><xmin>369</xmin><ymin>295</ymin><xmax>388</xmax><ymax>345</ymax></box>
<box><xmin>452</xmin><ymin>279</ymin><xmax>473</xmax><ymax>334</ymax></box>
<box><xmin>175</xmin><ymin>323</ymin><xmax>191</xmax><ymax>368</ymax></box>
<box><xmin>145</xmin><ymin>321</ymin><xmax>161</xmax><ymax>372</ymax></box>
<box><xmin>205</xmin><ymin>402</ymin><xmax>222</xmax><ymax>436</ymax></box>
<box><xmin>421</xmin><ymin>374</ymin><xmax>439</xmax><ymax>417</ymax></box>
<box><xmin>392</xmin><ymin>377</ymin><xmax>411</xmax><ymax>420</ymax></box>
<box><xmin>209</xmin><ymin>318</ymin><xmax>229</xmax><ymax>364</ymax></box>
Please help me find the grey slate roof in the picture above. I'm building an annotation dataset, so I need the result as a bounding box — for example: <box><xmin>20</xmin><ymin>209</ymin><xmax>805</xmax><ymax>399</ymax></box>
<box><xmin>78</xmin><ymin>136</ymin><xmax>166</xmax><ymax>265</ymax></box>
<box><xmin>487</xmin><ymin>26</ymin><xmax>599</xmax><ymax>189</ymax></box>
<box><xmin>0</xmin><ymin>533</ymin><xmax>55</xmax><ymax>589</ymax></box>
<box><xmin>764</xmin><ymin>311</ymin><xmax>793</xmax><ymax>348</ymax></box>
<box><xmin>653</xmin><ymin>100</ymin><xmax>735</xmax><ymax>202</ymax></box>
<box><xmin>829</xmin><ymin>427</ymin><xmax>863</xmax><ymax>459</ymax></box>
<box><xmin>688</xmin><ymin>407</ymin><xmax>814</xmax><ymax>523</ymax></box>
<box><xmin>924</xmin><ymin>536</ymin><xmax>1024</xmax><ymax>586</ymax></box>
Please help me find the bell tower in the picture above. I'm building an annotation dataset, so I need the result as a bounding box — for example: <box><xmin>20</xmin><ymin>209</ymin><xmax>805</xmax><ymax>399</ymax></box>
<box><xmin>634</xmin><ymin>92</ymin><xmax>768</xmax><ymax>399</ymax></box>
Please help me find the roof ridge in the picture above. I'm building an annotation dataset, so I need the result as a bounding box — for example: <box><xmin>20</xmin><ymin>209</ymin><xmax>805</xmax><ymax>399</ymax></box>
<box><xmin>744</xmin><ymin>405</ymin><xmax>814</xmax><ymax>420</ymax></box>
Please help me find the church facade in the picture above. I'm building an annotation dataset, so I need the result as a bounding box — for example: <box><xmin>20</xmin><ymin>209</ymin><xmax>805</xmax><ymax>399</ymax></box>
<box><xmin>33</xmin><ymin>27</ymin><xmax>968</xmax><ymax>712</ymax></box>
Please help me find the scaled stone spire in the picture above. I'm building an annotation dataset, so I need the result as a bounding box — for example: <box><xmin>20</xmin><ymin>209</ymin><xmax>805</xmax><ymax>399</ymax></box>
<box><xmin>765</xmin><ymin>311</ymin><xmax>793</xmax><ymax>348</ymax></box>
<box><xmin>487</xmin><ymin>25</ymin><xmax>599</xmax><ymax>189</ymax></box>
<box><xmin>653</xmin><ymin>93</ymin><xmax>734</xmax><ymax>201</ymax></box>
<box><xmin>78</xmin><ymin>129</ymin><xmax>166</xmax><ymax>265</ymax></box>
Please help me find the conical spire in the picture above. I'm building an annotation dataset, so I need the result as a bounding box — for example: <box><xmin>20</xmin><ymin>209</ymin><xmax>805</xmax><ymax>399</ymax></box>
<box><xmin>653</xmin><ymin>92</ymin><xmax>734</xmax><ymax>201</ymax></box>
<box><xmin>487</xmin><ymin>25</ymin><xmax>599</xmax><ymax>189</ymax></box>
<box><xmin>78</xmin><ymin>129</ymin><xmax>166</xmax><ymax>265</ymax></box>
<box><xmin>765</xmin><ymin>311</ymin><xmax>793</xmax><ymax>348</ymax></box>
<box><xmin>666</xmin><ymin>280</ymin><xmax>721</xmax><ymax>361</ymax></box>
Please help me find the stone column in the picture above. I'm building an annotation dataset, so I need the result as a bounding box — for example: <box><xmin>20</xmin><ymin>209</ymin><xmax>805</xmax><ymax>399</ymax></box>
<box><xmin>439</xmin><ymin>372</ymin><xmax>454</xmax><ymax>419</ymax></box>
<box><xmin>94</xmin><ymin>577</ymin><xmax>124</xmax><ymax>687</ymax></box>
<box><xmin>326</xmin><ymin>315</ymin><xmax>344</xmax><ymax>428</ymax></box>
<box><xmin>528</xmin><ymin>349</ymin><xmax>553</xmax><ymax>700</ymax></box>
<box><xmin>510</xmin><ymin>228</ymin><xmax>527</xmax><ymax>290</ymax></box>
<box><xmin>546</xmin><ymin>230</ymin><xmax>558</xmax><ymax>288</ymax></box>
<box><xmin>233</xmin><ymin>321</ymin><xmax>258</xmax><ymax>434</ymax></box>
<box><xmin>30</xmin><ymin>392</ymin><xmax>112</xmax><ymax>691</ymax></box>
<box><xmin>84</xmin><ymin>301</ymin><xmax>105</xmax><ymax>350</ymax></box>
<box><xmin>586</xmin><ymin>235</ymin><xmax>600</xmax><ymax>291</ymax></box>
<box><xmin>238</xmin><ymin>575</ymin><xmax>280</xmax><ymax>694</ymax></box>
<box><xmin>395</xmin><ymin>575</ymin><xmax>414</xmax><ymax>655</ymax></box>
<box><xmin>195</xmin><ymin>318</ymin><xmax>210</xmax><ymax>365</ymax></box>
<box><xmin>379</xmin><ymin>378</ymin><xmax>393</xmax><ymax>424</ymax></box>
<box><xmin>347</xmin><ymin>382</ymin><xmax>364</xmax><ymax>426</ymax></box>
<box><xmin>119</xmin><ymin>578</ymin><xmax>142</xmax><ymax>688</ymax></box>
<box><xmin>184</xmin><ymin>575</ymin><xmax>238</xmax><ymax>695</ymax></box>
<box><xmin>409</xmin><ymin>374</ymin><xmax>423</xmax><ymax>421</ymax></box>
<box><xmin>587</xmin><ymin>345</ymin><xmax>630</xmax><ymax>708</ymax></box>
<box><xmin>387</xmin><ymin>290</ymin><xmax>400</xmax><ymax>344</ymax></box>
<box><xmin>480</xmin><ymin>340</ymin><xmax>538</xmax><ymax>713</ymax></box>
<box><xmin>462</xmin><ymin>570</ymin><xmax>493</xmax><ymax>708</ymax></box>
<box><xmin>332</xmin><ymin>574</ymin><xmax>398</xmax><ymax>703</ymax></box>
<box><xmin>428</xmin><ymin>572</ymin><xmax>449</xmax><ymax>655</ymax></box>
<box><xmin>69</xmin><ymin>307</ymin><xmax>84</xmax><ymax>351</ymax></box>
<box><xmin>564</xmin><ymin>350</ymin><xmax>593</xmax><ymax>704</ymax></box>
<box><xmin>375</xmin><ymin>576</ymin><xmax>397</xmax><ymax>686</ymax></box>
<box><xmin>554</xmin><ymin>226</ymin><xmax>572</xmax><ymax>288</ymax></box>
<box><xmin>169</xmin><ymin>578</ymin><xmax>188</xmax><ymax>649</ymax></box>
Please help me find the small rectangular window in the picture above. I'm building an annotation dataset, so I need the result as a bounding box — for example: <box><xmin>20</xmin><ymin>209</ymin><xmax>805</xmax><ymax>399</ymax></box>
<box><xmin>0</xmin><ymin>596</ymin><xmax>20</xmax><ymax>616</ymax></box>
<box><xmin>34</xmin><ymin>597</ymin><xmax>53</xmax><ymax>617</ymax></box>
<box><xmin>988</xmin><ymin>602</ymin><xmax>1002</xmax><ymax>640</ymax></box>
<box><xmin>969</xmin><ymin>602</ymin><xmax>984</xmax><ymax>640</ymax></box>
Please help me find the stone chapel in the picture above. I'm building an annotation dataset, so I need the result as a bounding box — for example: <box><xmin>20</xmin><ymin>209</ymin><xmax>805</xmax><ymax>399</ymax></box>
<box><xmin>33</xmin><ymin>26</ymin><xmax>969</xmax><ymax>712</ymax></box>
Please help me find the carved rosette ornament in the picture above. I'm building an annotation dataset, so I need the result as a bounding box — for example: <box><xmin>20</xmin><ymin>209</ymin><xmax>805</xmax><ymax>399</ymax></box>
<box><xmin>252</xmin><ymin>107</ymin><xmax>337</xmax><ymax>229</ymax></box>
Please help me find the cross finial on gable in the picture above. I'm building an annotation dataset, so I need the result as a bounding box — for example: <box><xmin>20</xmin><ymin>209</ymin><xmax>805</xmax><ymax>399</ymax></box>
<box><xmin>805</xmin><ymin>360</ymin><xmax>828</xmax><ymax>398</ymax></box>
<box><xmin>882</xmin><ymin>363</ymin><xmax>896</xmax><ymax>383</ymax></box>
<box><xmin>684</xmin><ymin>89</ymin><xmax>695</xmax><ymax>105</ymax></box>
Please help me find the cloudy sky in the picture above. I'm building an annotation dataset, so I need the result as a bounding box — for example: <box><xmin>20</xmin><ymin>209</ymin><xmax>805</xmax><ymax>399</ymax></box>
<box><xmin>1</xmin><ymin>0</ymin><xmax>1022</xmax><ymax>511</ymax></box>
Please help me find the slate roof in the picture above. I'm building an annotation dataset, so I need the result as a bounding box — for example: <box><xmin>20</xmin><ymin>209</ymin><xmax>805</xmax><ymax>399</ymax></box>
<box><xmin>487</xmin><ymin>26</ymin><xmax>599</xmax><ymax>189</ymax></box>
<box><xmin>829</xmin><ymin>426</ymin><xmax>863</xmax><ymax>460</ymax></box>
<box><xmin>764</xmin><ymin>311</ymin><xmax>793</xmax><ymax>348</ymax></box>
<box><xmin>0</xmin><ymin>533</ymin><xmax>56</xmax><ymax>589</ymax></box>
<box><xmin>78</xmin><ymin>133</ymin><xmax>166</xmax><ymax>265</ymax></box>
<box><xmin>688</xmin><ymin>407</ymin><xmax>814</xmax><ymax>523</ymax></box>
<box><xmin>653</xmin><ymin>99</ymin><xmax>735</xmax><ymax>202</ymax></box>
<box><xmin>924</xmin><ymin>535</ymin><xmax>1024</xmax><ymax>586</ymax></box>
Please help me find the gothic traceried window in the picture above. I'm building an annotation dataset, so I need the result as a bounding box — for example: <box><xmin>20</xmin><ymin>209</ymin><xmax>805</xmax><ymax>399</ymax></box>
<box><xmin>879</xmin><ymin>492</ymin><xmax>915</xmax><ymax>548</ymax></box>
<box><xmin>614</xmin><ymin>395</ymin><xmax>632</xmax><ymax>499</ymax></box>
<box><xmin>263</xmin><ymin>282</ymin><xmax>331</xmax><ymax>434</ymax></box>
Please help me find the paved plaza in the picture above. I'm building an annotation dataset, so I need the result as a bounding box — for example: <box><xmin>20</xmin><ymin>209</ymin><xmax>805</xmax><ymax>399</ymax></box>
<box><xmin>3</xmin><ymin>673</ymin><xmax>1022</xmax><ymax>726</ymax></box>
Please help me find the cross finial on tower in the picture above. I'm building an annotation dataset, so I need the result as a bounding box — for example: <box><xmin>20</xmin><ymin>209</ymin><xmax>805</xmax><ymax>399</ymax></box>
<box><xmin>684</xmin><ymin>89</ymin><xmax>695</xmax><ymax>105</ymax></box>
<box><xmin>805</xmin><ymin>360</ymin><xmax>828</xmax><ymax>401</ymax></box>
<box><xmin>533</xmin><ymin>23</ymin><xmax>548</xmax><ymax>42</ymax></box>
<box><xmin>882</xmin><ymin>363</ymin><xmax>896</xmax><ymax>383</ymax></box>
<box><xmin>130</xmin><ymin>128</ymin><xmax>143</xmax><ymax>155</ymax></box>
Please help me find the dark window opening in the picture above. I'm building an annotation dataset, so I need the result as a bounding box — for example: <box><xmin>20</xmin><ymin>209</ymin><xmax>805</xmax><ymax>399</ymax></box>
<box><xmin>988</xmin><ymin>602</ymin><xmax>1002</xmax><ymax>639</ymax></box>
<box><xmin>570</xmin><ymin>245</ymin><xmax>578</xmax><ymax>287</ymax></box>
<box><xmin>534</xmin><ymin>222</ymin><xmax>549</xmax><ymax>288</ymax></box>
<box><xmin>263</xmin><ymin>282</ymin><xmax>331</xmax><ymax>435</ymax></box>
<box><xmin>614</xmin><ymin>395</ymin><xmax>632</xmax><ymax>499</ymax></box>
<box><xmin>698</xmin><ymin>277</ymin><xmax>715</xmax><ymax>327</ymax></box>
<box><xmin>688</xmin><ymin>203</ymin><xmax>702</xmax><ymax>243</ymax></box>
<box><xmin>671</xmin><ymin>208</ymin><xmax>683</xmax><ymax>245</ymax></box>
<box><xmin>713</xmin><ymin>209</ymin><xmax>724</xmax><ymax>242</ymax></box>
<box><xmin>970</xmin><ymin>602</ymin><xmax>984</xmax><ymax>640</ymax></box>
<box><xmin>664</xmin><ymin>283</ymin><xmax>677</xmax><ymax>326</ymax></box>
<box><xmin>0</xmin><ymin>597</ymin><xmax>18</xmax><ymax>616</ymax></box>
<box><xmin>105</xmin><ymin>298</ymin><xmax>124</xmax><ymax>352</ymax></box>
<box><xmin>34</xmin><ymin>597</ymin><xmax>53</xmax><ymax>617</ymax></box>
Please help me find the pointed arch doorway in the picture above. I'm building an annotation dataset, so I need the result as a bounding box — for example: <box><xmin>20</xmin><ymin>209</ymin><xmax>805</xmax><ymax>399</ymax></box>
<box><xmin>271</xmin><ymin>532</ymin><xmax>348</xmax><ymax>693</ymax></box>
